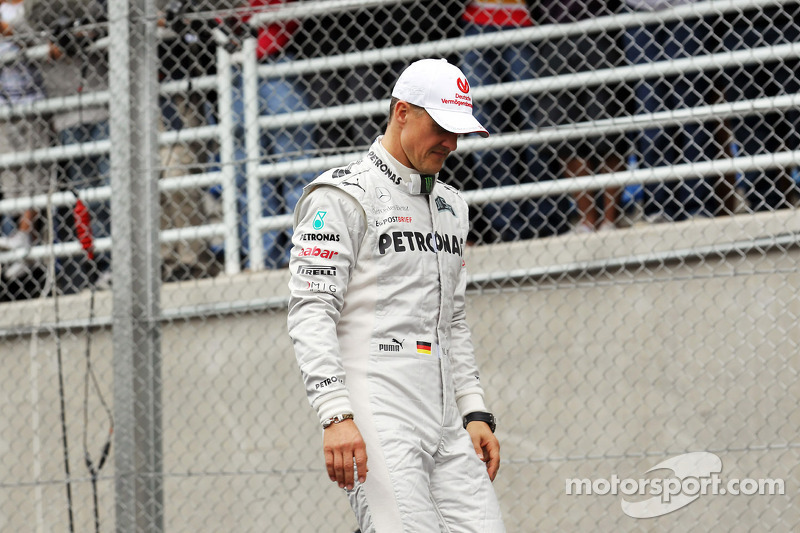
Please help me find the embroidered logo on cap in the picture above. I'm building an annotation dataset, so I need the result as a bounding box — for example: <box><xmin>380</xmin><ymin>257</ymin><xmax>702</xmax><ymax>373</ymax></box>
<box><xmin>456</xmin><ymin>77</ymin><xmax>470</xmax><ymax>94</ymax></box>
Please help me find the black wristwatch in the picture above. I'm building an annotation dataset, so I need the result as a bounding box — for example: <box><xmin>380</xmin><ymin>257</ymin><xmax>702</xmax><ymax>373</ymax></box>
<box><xmin>463</xmin><ymin>411</ymin><xmax>496</xmax><ymax>433</ymax></box>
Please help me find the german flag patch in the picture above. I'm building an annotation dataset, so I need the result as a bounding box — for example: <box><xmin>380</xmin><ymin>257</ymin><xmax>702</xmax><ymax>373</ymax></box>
<box><xmin>416</xmin><ymin>341</ymin><xmax>432</xmax><ymax>355</ymax></box>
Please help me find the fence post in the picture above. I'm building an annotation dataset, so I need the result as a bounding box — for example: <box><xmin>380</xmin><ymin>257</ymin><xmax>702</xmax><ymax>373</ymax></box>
<box><xmin>216</xmin><ymin>41</ymin><xmax>241</xmax><ymax>275</ymax></box>
<box><xmin>108</xmin><ymin>0</ymin><xmax>164</xmax><ymax>531</ymax></box>
<box><xmin>243</xmin><ymin>37</ymin><xmax>264</xmax><ymax>271</ymax></box>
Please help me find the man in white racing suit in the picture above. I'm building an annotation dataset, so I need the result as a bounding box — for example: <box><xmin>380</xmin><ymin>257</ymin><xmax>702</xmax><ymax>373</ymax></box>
<box><xmin>287</xmin><ymin>58</ymin><xmax>505</xmax><ymax>532</ymax></box>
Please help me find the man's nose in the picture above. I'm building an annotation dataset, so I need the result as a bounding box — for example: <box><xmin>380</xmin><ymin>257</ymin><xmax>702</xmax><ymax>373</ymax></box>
<box><xmin>442</xmin><ymin>132</ymin><xmax>458</xmax><ymax>152</ymax></box>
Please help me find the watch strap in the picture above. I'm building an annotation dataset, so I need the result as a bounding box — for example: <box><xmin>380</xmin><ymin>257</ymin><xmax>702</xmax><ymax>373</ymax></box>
<box><xmin>463</xmin><ymin>411</ymin><xmax>496</xmax><ymax>433</ymax></box>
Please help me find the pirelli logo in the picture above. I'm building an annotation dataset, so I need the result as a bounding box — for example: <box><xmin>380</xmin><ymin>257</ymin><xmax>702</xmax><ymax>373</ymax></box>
<box><xmin>297</xmin><ymin>265</ymin><xmax>337</xmax><ymax>276</ymax></box>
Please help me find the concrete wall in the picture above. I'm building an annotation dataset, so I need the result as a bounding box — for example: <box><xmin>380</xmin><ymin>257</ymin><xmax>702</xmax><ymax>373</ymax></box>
<box><xmin>1</xmin><ymin>210</ymin><xmax>798</xmax><ymax>531</ymax></box>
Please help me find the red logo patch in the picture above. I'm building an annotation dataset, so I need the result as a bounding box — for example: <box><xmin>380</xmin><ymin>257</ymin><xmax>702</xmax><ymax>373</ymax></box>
<box><xmin>456</xmin><ymin>77</ymin><xmax>470</xmax><ymax>94</ymax></box>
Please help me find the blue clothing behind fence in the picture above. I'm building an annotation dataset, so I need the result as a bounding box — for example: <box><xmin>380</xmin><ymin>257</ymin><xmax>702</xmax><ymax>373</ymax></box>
<box><xmin>624</xmin><ymin>17</ymin><xmax>722</xmax><ymax>220</ymax></box>
<box><xmin>460</xmin><ymin>21</ymin><xmax>559</xmax><ymax>241</ymax></box>
<box><xmin>215</xmin><ymin>56</ymin><xmax>315</xmax><ymax>269</ymax></box>
<box><xmin>720</xmin><ymin>7</ymin><xmax>800</xmax><ymax>211</ymax></box>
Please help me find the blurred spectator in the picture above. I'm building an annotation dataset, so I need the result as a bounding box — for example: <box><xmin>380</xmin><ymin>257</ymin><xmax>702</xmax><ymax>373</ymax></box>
<box><xmin>459</xmin><ymin>0</ymin><xmax>558</xmax><ymax>243</ymax></box>
<box><xmin>624</xmin><ymin>0</ymin><xmax>723</xmax><ymax>222</ymax></box>
<box><xmin>535</xmin><ymin>0</ymin><xmax>628</xmax><ymax>233</ymax></box>
<box><xmin>27</xmin><ymin>0</ymin><xmax>112</xmax><ymax>293</ymax></box>
<box><xmin>157</xmin><ymin>1</ymin><xmax>221</xmax><ymax>281</ymax></box>
<box><xmin>0</xmin><ymin>0</ymin><xmax>49</xmax><ymax>280</ymax></box>
<box><xmin>206</xmin><ymin>0</ymin><xmax>316</xmax><ymax>269</ymax></box>
<box><xmin>716</xmin><ymin>5</ymin><xmax>800</xmax><ymax>211</ymax></box>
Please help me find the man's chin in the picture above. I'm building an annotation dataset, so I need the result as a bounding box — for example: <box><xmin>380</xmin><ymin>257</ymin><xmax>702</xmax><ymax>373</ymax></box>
<box><xmin>420</xmin><ymin>160</ymin><xmax>446</xmax><ymax>175</ymax></box>
<box><xmin>421</xmin><ymin>167</ymin><xmax>443</xmax><ymax>175</ymax></box>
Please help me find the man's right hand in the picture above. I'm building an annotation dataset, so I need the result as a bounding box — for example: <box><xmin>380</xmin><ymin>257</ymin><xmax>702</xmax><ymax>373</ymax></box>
<box><xmin>323</xmin><ymin>419</ymin><xmax>368</xmax><ymax>490</ymax></box>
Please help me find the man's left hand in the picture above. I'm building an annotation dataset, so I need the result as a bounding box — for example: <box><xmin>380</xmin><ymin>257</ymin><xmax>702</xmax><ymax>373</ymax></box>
<box><xmin>466</xmin><ymin>421</ymin><xmax>500</xmax><ymax>481</ymax></box>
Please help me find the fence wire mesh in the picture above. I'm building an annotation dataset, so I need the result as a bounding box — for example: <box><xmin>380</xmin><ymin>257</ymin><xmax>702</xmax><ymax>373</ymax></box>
<box><xmin>0</xmin><ymin>0</ymin><xmax>798</xmax><ymax>531</ymax></box>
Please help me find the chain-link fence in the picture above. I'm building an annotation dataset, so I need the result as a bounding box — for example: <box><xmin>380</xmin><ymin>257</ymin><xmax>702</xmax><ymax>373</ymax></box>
<box><xmin>1</xmin><ymin>0</ymin><xmax>798</xmax><ymax>531</ymax></box>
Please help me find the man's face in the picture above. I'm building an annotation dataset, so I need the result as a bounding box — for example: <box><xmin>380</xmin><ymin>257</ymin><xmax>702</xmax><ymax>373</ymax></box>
<box><xmin>399</xmin><ymin>105</ymin><xmax>459</xmax><ymax>175</ymax></box>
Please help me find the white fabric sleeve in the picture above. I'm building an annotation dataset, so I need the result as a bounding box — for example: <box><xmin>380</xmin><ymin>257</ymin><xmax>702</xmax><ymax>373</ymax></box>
<box><xmin>449</xmin><ymin>194</ymin><xmax>489</xmax><ymax>417</ymax></box>
<box><xmin>287</xmin><ymin>185</ymin><xmax>366</xmax><ymax>424</ymax></box>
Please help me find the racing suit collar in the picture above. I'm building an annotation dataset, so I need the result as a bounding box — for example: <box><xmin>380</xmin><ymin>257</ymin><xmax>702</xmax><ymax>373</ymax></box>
<box><xmin>373</xmin><ymin>137</ymin><xmax>439</xmax><ymax>195</ymax></box>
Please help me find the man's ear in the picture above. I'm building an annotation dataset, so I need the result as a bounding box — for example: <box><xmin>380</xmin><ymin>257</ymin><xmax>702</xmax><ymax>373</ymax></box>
<box><xmin>393</xmin><ymin>100</ymin><xmax>411</xmax><ymax>127</ymax></box>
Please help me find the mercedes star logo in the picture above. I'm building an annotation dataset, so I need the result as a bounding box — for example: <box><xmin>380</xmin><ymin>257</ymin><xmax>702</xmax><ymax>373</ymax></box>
<box><xmin>376</xmin><ymin>187</ymin><xmax>392</xmax><ymax>203</ymax></box>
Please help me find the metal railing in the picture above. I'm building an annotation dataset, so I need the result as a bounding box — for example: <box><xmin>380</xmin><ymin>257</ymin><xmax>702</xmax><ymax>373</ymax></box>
<box><xmin>1</xmin><ymin>0</ymin><xmax>797</xmax><ymax>274</ymax></box>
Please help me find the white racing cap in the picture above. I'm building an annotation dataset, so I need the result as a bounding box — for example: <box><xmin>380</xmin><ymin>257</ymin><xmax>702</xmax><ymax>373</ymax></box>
<box><xmin>392</xmin><ymin>58</ymin><xmax>489</xmax><ymax>138</ymax></box>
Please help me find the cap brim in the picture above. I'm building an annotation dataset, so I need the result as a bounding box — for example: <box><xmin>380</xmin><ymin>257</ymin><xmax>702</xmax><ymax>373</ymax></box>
<box><xmin>426</xmin><ymin>108</ymin><xmax>489</xmax><ymax>138</ymax></box>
